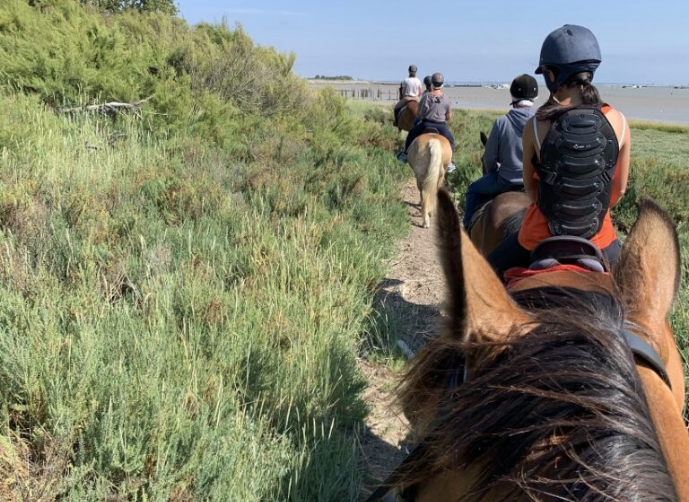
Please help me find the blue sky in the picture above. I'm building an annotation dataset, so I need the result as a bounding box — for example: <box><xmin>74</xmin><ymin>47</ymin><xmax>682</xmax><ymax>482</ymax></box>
<box><xmin>175</xmin><ymin>1</ymin><xmax>689</xmax><ymax>85</ymax></box>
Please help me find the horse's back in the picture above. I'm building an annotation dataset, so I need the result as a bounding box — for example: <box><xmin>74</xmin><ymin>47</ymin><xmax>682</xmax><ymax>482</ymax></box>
<box><xmin>398</xmin><ymin>99</ymin><xmax>419</xmax><ymax>131</ymax></box>
<box><xmin>470</xmin><ymin>191</ymin><xmax>529</xmax><ymax>256</ymax></box>
<box><xmin>408</xmin><ymin>133</ymin><xmax>451</xmax><ymax>166</ymax></box>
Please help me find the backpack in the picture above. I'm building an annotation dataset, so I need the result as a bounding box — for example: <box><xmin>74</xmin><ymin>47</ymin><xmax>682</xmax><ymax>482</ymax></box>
<box><xmin>535</xmin><ymin>106</ymin><xmax>618</xmax><ymax>239</ymax></box>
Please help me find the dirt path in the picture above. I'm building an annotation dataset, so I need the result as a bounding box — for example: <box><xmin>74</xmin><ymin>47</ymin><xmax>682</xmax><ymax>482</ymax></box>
<box><xmin>356</xmin><ymin>180</ymin><xmax>448</xmax><ymax>500</ymax></box>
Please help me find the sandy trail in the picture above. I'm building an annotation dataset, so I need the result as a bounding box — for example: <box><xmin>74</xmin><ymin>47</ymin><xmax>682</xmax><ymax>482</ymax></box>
<box><xmin>356</xmin><ymin>180</ymin><xmax>448</xmax><ymax>500</ymax></box>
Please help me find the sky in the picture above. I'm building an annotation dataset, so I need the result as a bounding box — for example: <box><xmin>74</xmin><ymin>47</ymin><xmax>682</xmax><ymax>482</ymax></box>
<box><xmin>175</xmin><ymin>1</ymin><xmax>689</xmax><ymax>85</ymax></box>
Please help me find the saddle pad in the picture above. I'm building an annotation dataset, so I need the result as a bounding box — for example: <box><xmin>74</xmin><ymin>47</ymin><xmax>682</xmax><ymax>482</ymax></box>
<box><xmin>504</xmin><ymin>264</ymin><xmax>608</xmax><ymax>289</ymax></box>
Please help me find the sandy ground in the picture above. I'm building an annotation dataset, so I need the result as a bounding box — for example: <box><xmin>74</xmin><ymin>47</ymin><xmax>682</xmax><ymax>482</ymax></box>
<box><xmin>356</xmin><ymin>180</ymin><xmax>448</xmax><ymax>501</ymax></box>
<box><xmin>309</xmin><ymin>81</ymin><xmax>689</xmax><ymax>124</ymax></box>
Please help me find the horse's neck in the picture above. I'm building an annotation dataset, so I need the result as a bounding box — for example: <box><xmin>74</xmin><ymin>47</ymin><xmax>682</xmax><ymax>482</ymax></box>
<box><xmin>415</xmin><ymin>465</ymin><xmax>510</xmax><ymax>502</ymax></box>
<box><xmin>638</xmin><ymin>365</ymin><xmax>689</xmax><ymax>498</ymax></box>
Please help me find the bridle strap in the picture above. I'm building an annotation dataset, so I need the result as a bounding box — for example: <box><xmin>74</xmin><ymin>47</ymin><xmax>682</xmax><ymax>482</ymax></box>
<box><xmin>362</xmin><ymin>442</ymin><xmax>427</xmax><ymax>502</ymax></box>
<box><xmin>363</xmin><ymin>330</ymin><xmax>672</xmax><ymax>502</ymax></box>
<box><xmin>623</xmin><ymin>329</ymin><xmax>672</xmax><ymax>388</ymax></box>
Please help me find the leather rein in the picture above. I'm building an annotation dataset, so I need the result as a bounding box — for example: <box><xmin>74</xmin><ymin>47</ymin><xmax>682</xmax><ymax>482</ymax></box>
<box><xmin>363</xmin><ymin>293</ymin><xmax>672</xmax><ymax>502</ymax></box>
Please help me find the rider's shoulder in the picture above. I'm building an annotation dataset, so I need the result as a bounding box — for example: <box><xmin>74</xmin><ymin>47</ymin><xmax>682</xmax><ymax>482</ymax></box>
<box><xmin>600</xmin><ymin>103</ymin><xmax>624</xmax><ymax>120</ymax></box>
<box><xmin>599</xmin><ymin>104</ymin><xmax>627</xmax><ymax>143</ymax></box>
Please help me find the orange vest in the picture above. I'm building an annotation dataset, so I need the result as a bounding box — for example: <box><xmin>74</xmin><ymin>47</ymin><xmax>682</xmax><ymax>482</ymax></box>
<box><xmin>518</xmin><ymin>105</ymin><xmax>622</xmax><ymax>251</ymax></box>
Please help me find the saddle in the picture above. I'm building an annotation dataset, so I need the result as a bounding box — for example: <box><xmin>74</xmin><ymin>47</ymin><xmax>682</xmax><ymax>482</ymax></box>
<box><xmin>419</xmin><ymin>125</ymin><xmax>440</xmax><ymax>135</ymax></box>
<box><xmin>529</xmin><ymin>235</ymin><xmax>608</xmax><ymax>273</ymax></box>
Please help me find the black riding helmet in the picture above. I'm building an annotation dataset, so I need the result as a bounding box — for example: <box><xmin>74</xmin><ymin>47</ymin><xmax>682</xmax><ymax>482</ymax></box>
<box><xmin>536</xmin><ymin>25</ymin><xmax>601</xmax><ymax>92</ymax></box>
<box><xmin>423</xmin><ymin>75</ymin><xmax>432</xmax><ymax>88</ymax></box>
<box><xmin>510</xmin><ymin>74</ymin><xmax>538</xmax><ymax>101</ymax></box>
<box><xmin>408</xmin><ymin>64</ymin><xmax>417</xmax><ymax>74</ymax></box>
<box><xmin>431</xmin><ymin>72</ymin><xmax>444</xmax><ymax>89</ymax></box>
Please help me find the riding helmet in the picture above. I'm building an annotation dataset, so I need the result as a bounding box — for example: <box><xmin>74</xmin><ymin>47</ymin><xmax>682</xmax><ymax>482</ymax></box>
<box><xmin>510</xmin><ymin>74</ymin><xmax>538</xmax><ymax>100</ymax></box>
<box><xmin>408</xmin><ymin>64</ymin><xmax>418</xmax><ymax>73</ymax></box>
<box><xmin>423</xmin><ymin>75</ymin><xmax>432</xmax><ymax>88</ymax></box>
<box><xmin>431</xmin><ymin>72</ymin><xmax>444</xmax><ymax>89</ymax></box>
<box><xmin>536</xmin><ymin>25</ymin><xmax>601</xmax><ymax>73</ymax></box>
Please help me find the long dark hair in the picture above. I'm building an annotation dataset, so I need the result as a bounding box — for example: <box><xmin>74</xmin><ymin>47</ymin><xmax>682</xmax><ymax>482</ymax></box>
<box><xmin>536</xmin><ymin>70</ymin><xmax>602</xmax><ymax>122</ymax></box>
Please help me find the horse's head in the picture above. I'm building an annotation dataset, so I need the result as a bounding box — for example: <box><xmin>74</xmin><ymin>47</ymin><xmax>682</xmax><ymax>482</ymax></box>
<box><xmin>396</xmin><ymin>189</ymin><xmax>688</xmax><ymax>501</ymax></box>
<box><xmin>479</xmin><ymin>131</ymin><xmax>488</xmax><ymax>147</ymax></box>
<box><xmin>479</xmin><ymin>131</ymin><xmax>488</xmax><ymax>173</ymax></box>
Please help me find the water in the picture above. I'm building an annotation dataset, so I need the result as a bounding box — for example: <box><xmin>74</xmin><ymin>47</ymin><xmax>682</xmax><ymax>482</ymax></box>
<box><xmin>308</xmin><ymin>80</ymin><xmax>689</xmax><ymax>125</ymax></box>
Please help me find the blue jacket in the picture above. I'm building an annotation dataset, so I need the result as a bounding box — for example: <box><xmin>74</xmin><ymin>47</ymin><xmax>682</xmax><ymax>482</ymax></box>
<box><xmin>483</xmin><ymin>107</ymin><xmax>535</xmax><ymax>184</ymax></box>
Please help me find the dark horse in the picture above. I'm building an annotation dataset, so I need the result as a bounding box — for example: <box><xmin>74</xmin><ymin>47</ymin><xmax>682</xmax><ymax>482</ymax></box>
<box><xmin>469</xmin><ymin>132</ymin><xmax>529</xmax><ymax>256</ymax></box>
<box><xmin>379</xmin><ymin>189</ymin><xmax>689</xmax><ymax>501</ymax></box>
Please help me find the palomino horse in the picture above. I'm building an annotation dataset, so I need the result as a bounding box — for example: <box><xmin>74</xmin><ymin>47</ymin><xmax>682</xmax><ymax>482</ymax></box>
<box><xmin>397</xmin><ymin>99</ymin><xmax>419</xmax><ymax>132</ymax></box>
<box><xmin>381</xmin><ymin>189</ymin><xmax>689</xmax><ymax>501</ymax></box>
<box><xmin>468</xmin><ymin>132</ymin><xmax>529</xmax><ymax>256</ymax></box>
<box><xmin>407</xmin><ymin>133</ymin><xmax>452</xmax><ymax>228</ymax></box>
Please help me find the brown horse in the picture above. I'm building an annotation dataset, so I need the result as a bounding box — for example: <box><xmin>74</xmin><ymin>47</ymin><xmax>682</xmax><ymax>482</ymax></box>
<box><xmin>468</xmin><ymin>191</ymin><xmax>528</xmax><ymax>256</ymax></box>
<box><xmin>469</xmin><ymin>132</ymin><xmax>530</xmax><ymax>256</ymax></box>
<box><xmin>407</xmin><ymin>133</ymin><xmax>452</xmax><ymax>228</ymax></box>
<box><xmin>382</xmin><ymin>189</ymin><xmax>689</xmax><ymax>501</ymax></box>
<box><xmin>397</xmin><ymin>99</ymin><xmax>419</xmax><ymax>132</ymax></box>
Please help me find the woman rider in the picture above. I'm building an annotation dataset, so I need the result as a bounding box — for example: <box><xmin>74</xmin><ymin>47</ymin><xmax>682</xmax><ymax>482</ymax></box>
<box><xmin>397</xmin><ymin>72</ymin><xmax>456</xmax><ymax>171</ymax></box>
<box><xmin>487</xmin><ymin>25</ymin><xmax>631</xmax><ymax>279</ymax></box>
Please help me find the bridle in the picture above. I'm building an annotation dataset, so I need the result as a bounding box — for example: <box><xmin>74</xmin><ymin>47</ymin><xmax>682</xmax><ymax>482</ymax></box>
<box><xmin>363</xmin><ymin>291</ymin><xmax>672</xmax><ymax>502</ymax></box>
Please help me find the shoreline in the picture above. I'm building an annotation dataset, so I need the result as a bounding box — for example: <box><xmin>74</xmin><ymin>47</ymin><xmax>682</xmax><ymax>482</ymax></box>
<box><xmin>308</xmin><ymin>81</ymin><xmax>689</xmax><ymax>125</ymax></box>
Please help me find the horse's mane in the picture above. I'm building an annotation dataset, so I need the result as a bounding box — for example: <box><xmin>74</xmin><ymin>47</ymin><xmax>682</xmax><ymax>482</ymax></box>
<box><xmin>499</xmin><ymin>206</ymin><xmax>526</xmax><ymax>238</ymax></box>
<box><xmin>397</xmin><ymin>287</ymin><xmax>678</xmax><ymax>501</ymax></box>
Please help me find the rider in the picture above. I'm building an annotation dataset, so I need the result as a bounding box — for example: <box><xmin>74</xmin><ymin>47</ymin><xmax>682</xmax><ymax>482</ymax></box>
<box><xmin>423</xmin><ymin>75</ymin><xmax>433</xmax><ymax>94</ymax></box>
<box><xmin>487</xmin><ymin>25</ymin><xmax>631</xmax><ymax>279</ymax></box>
<box><xmin>462</xmin><ymin>74</ymin><xmax>539</xmax><ymax>230</ymax></box>
<box><xmin>397</xmin><ymin>72</ymin><xmax>456</xmax><ymax>171</ymax></box>
<box><xmin>393</xmin><ymin>64</ymin><xmax>423</xmax><ymax>127</ymax></box>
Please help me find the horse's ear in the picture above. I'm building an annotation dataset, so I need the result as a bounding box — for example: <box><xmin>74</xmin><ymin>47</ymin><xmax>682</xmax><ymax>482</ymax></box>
<box><xmin>435</xmin><ymin>188</ymin><xmax>531</xmax><ymax>342</ymax></box>
<box><xmin>613</xmin><ymin>198</ymin><xmax>680</xmax><ymax>336</ymax></box>
<box><xmin>480</xmin><ymin>131</ymin><xmax>488</xmax><ymax>147</ymax></box>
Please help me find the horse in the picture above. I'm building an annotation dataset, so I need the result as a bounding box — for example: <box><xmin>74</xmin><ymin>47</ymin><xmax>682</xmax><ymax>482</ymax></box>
<box><xmin>468</xmin><ymin>132</ymin><xmax>530</xmax><ymax>256</ymax></box>
<box><xmin>397</xmin><ymin>99</ymin><xmax>420</xmax><ymax>132</ymax></box>
<box><xmin>407</xmin><ymin>133</ymin><xmax>452</xmax><ymax>229</ymax></box>
<box><xmin>375</xmin><ymin>188</ymin><xmax>689</xmax><ymax>501</ymax></box>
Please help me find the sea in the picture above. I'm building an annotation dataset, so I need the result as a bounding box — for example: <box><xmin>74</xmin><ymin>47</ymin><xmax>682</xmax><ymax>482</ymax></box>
<box><xmin>307</xmin><ymin>80</ymin><xmax>689</xmax><ymax>125</ymax></box>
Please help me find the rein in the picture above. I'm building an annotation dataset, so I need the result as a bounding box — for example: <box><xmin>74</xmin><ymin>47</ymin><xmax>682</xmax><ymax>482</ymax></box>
<box><xmin>363</xmin><ymin>284</ymin><xmax>672</xmax><ymax>502</ymax></box>
<box><xmin>623</xmin><ymin>328</ymin><xmax>672</xmax><ymax>388</ymax></box>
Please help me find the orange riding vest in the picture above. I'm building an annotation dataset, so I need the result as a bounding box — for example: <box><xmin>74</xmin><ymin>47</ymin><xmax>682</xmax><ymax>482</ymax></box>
<box><xmin>518</xmin><ymin>105</ymin><xmax>624</xmax><ymax>251</ymax></box>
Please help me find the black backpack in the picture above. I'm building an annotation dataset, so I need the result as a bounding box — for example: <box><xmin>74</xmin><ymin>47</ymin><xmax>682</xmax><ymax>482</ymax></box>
<box><xmin>535</xmin><ymin>106</ymin><xmax>618</xmax><ymax>239</ymax></box>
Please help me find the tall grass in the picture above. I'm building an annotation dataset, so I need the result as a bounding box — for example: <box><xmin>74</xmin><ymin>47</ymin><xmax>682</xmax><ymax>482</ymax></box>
<box><xmin>0</xmin><ymin>88</ymin><xmax>408</xmax><ymax>500</ymax></box>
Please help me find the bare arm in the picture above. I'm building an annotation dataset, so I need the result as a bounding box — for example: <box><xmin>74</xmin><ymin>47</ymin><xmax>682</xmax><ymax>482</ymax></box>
<box><xmin>610</xmin><ymin>112</ymin><xmax>631</xmax><ymax>206</ymax></box>
<box><xmin>522</xmin><ymin>117</ymin><xmax>539</xmax><ymax>202</ymax></box>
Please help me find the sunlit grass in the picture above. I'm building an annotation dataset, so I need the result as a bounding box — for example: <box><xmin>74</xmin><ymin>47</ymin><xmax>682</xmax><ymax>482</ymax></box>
<box><xmin>0</xmin><ymin>91</ymin><xmax>408</xmax><ymax>501</ymax></box>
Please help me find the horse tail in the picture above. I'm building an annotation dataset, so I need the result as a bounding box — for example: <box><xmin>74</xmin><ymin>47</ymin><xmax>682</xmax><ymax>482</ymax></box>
<box><xmin>421</xmin><ymin>139</ymin><xmax>443</xmax><ymax>227</ymax></box>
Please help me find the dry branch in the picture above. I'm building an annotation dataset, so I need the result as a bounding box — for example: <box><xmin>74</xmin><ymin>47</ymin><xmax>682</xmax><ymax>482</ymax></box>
<box><xmin>61</xmin><ymin>96</ymin><xmax>154</xmax><ymax>117</ymax></box>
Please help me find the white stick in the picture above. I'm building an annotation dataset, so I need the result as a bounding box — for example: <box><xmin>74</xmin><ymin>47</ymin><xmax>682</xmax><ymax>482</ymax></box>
<box><xmin>396</xmin><ymin>339</ymin><xmax>415</xmax><ymax>360</ymax></box>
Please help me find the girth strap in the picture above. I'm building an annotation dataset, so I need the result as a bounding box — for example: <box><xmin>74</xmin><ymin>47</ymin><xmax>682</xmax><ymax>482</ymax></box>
<box><xmin>623</xmin><ymin>329</ymin><xmax>672</xmax><ymax>388</ymax></box>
